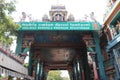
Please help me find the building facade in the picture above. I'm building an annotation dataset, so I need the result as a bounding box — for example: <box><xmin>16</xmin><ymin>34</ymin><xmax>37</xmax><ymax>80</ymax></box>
<box><xmin>0</xmin><ymin>42</ymin><xmax>33</xmax><ymax>80</ymax></box>
<box><xmin>100</xmin><ymin>0</ymin><xmax>120</xmax><ymax>79</ymax></box>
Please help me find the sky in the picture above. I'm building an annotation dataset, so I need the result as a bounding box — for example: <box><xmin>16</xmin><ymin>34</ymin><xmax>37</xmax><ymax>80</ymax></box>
<box><xmin>11</xmin><ymin>0</ymin><xmax>107</xmax><ymax>78</ymax></box>
<box><xmin>12</xmin><ymin>0</ymin><xmax>107</xmax><ymax>24</ymax></box>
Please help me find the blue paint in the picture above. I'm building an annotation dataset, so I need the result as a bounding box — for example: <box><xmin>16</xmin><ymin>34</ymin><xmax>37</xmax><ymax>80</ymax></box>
<box><xmin>93</xmin><ymin>31</ymin><xmax>107</xmax><ymax>80</ymax></box>
<box><xmin>107</xmin><ymin>34</ymin><xmax>120</xmax><ymax>50</ymax></box>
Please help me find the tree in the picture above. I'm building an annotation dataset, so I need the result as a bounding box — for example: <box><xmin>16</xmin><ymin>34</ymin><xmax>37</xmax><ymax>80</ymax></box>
<box><xmin>0</xmin><ymin>0</ymin><xmax>19</xmax><ymax>45</ymax></box>
<box><xmin>62</xmin><ymin>77</ymin><xmax>70</xmax><ymax>80</ymax></box>
<box><xmin>47</xmin><ymin>70</ymin><xmax>63</xmax><ymax>80</ymax></box>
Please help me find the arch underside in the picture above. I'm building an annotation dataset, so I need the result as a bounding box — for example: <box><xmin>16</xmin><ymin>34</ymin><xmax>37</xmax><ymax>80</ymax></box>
<box><xmin>27</xmin><ymin>31</ymin><xmax>90</xmax><ymax>70</ymax></box>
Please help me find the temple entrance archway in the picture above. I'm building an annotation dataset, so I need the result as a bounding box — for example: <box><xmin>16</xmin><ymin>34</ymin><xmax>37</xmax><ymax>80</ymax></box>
<box><xmin>16</xmin><ymin>5</ymin><xmax>107</xmax><ymax>79</ymax></box>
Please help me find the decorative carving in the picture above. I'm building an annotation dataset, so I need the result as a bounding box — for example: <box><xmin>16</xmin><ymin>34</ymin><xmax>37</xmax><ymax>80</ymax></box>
<box><xmin>83</xmin><ymin>35</ymin><xmax>95</xmax><ymax>47</ymax></box>
<box><xmin>22</xmin><ymin>35</ymin><xmax>34</xmax><ymax>47</ymax></box>
<box><xmin>111</xmin><ymin>26</ymin><xmax>117</xmax><ymax>37</ymax></box>
<box><xmin>68</xmin><ymin>14</ymin><xmax>75</xmax><ymax>21</ymax></box>
<box><xmin>42</xmin><ymin>14</ymin><xmax>49</xmax><ymax>21</ymax></box>
<box><xmin>49</xmin><ymin>35</ymin><xmax>67</xmax><ymax>42</ymax></box>
<box><xmin>116</xmin><ymin>20</ymin><xmax>120</xmax><ymax>33</ymax></box>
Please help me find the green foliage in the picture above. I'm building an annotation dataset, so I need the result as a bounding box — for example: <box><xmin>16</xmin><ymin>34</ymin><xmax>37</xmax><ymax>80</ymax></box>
<box><xmin>24</xmin><ymin>63</ymin><xmax>29</xmax><ymax>68</ymax></box>
<box><xmin>0</xmin><ymin>0</ymin><xmax>19</xmax><ymax>45</ymax></box>
<box><xmin>0</xmin><ymin>75</ymin><xmax>1</xmax><ymax>79</ymax></box>
<box><xmin>47</xmin><ymin>70</ymin><xmax>63</xmax><ymax>80</ymax></box>
<box><xmin>0</xmin><ymin>0</ymin><xmax>16</xmax><ymax>14</ymax></box>
<box><xmin>0</xmin><ymin>75</ymin><xmax>8</xmax><ymax>80</ymax></box>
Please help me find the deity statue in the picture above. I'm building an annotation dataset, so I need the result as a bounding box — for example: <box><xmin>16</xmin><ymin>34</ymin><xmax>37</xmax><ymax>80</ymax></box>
<box><xmin>111</xmin><ymin>26</ymin><xmax>117</xmax><ymax>37</ymax></box>
<box><xmin>55</xmin><ymin>14</ymin><xmax>61</xmax><ymax>21</ymax></box>
<box><xmin>116</xmin><ymin>20</ymin><xmax>120</xmax><ymax>33</ymax></box>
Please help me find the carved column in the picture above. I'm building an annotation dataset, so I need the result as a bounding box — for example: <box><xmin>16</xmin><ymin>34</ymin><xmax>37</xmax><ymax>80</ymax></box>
<box><xmin>89</xmin><ymin>52</ymin><xmax>99</xmax><ymax>80</ymax></box>
<box><xmin>77</xmin><ymin>59</ymin><xmax>82</xmax><ymax>80</ymax></box>
<box><xmin>93</xmin><ymin>31</ymin><xmax>107</xmax><ymax>80</ymax></box>
<box><xmin>15</xmin><ymin>33</ymin><xmax>23</xmax><ymax>55</ymax></box>
<box><xmin>82</xmin><ymin>53</ymin><xmax>91</xmax><ymax>80</ymax></box>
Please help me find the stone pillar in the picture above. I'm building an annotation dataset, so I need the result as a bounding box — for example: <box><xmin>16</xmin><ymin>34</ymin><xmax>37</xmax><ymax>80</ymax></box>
<box><xmin>73</xmin><ymin>61</ymin><xmax>78</xmax><ymax>80</ymax></box>
<box><xmin>72</xmin><ymin>67</ymin><xmax>75</xmax><ymax>80</ymax></box>
<box><xmin>71</xmin><ymin>69</ymin><xmax>74</xmax><ymax>80</ymax></box>
<box><xmin>68</xmin><ymin>67</ymin><xmax>73</xmax><ymax>80</ymax></box>
<box><xmin>93</xmin><ymin>31</ymin><xmax>107</xmax><ymax>80</ymax></box>
<box><xmin>34</xmin><ymin>61</ymin><xmax>38</xmax><ymax>80</ymax></box>
<box><xmin>75</xmin><ymin>61</ymin><xmax>79</xmax><ymax>80</ymax></box>
<box><xmin>38</xmin><ymin>61</ymin><xmax>45</xmax><ymax>80</ymax></box>
<box><xmin>15</xmin><ymin>33</ymin><xmax>23</xmax><ymax>55</ymax></box>
<box><xmin>44</xmin><ymin>70</ymin><xmax>48</xmax><ymax>80</ymax></box>
<box><xmin>89</xmin><ymin>52</ymin><xmax>99</xmax><ymax>80</ymax></box>
<box><xmin>16</xmin><ymin>77</ymin><xmax>21</xmax><ymax>80</ymax></box>
<box><xmin>42</xmin><ymin>69</ymin><xmax>46</xmax><ymax>80</ymax></box>
<box><xmin>8</xmin><ymin>76</ymin><xmax>13</xmax><ymax>80</ymax></box>
<box><xmin>68</xmin><ymin>71</ymin><xmax>72</xmax><ymax>80</ymax></box>
<box><xmin>39</xmin><ymin>62</ymin><xmax>43</xmax><ymax>80</ymax></box>
<box><xmin>28</xmin><ymin>51</ymin><xmax>33</xmax><ymax>76</ymax></box>
<box><xmin>77</xmin><ymin>59</ymin><xmax>82</xmax><ymax>80</ymax></box>
<box><xmin>38</xmin><ymin>61</ymin><xmax>41</xmax><ymax>80</ymax></box>
<box><xmin>113</xmin><ymin>49</ymin><xmax>120</xmax><ymax>79</ymax></box>
<box><xmin>82</xmin><ymin>53</ymin><xmax>91</xmax><ymax>80</ymax></box>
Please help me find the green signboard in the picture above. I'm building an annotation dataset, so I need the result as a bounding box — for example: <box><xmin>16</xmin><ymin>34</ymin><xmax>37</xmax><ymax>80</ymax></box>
<box><xmin>18</xmin><ymin>22</ymin><xmax>100</xmax><ymax>30</ymax></box>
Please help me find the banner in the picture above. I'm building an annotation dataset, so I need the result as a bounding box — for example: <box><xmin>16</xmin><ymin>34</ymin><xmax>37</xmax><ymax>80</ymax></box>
<box><xmin>18</xmin><ymin>22</ymin><xmax>100</xmax><ymax>30</ymax></box>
